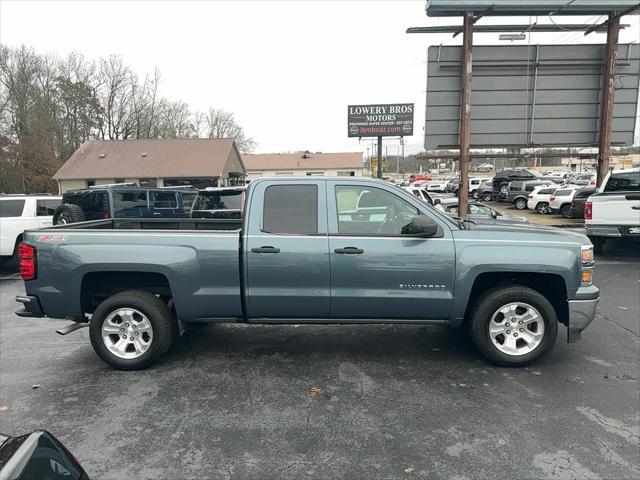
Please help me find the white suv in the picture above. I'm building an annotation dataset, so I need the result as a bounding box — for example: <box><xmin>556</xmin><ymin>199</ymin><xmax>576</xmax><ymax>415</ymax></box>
<box><xmin>527</xmin><ymin>185</ymin><xmax>557</xmax><ymax>214</ymax></box>
<box><xmin>585</xmin><ymin>168</ymin><xmax>640</xmax><ymax>253</ymax></box>
<box><xmin>549</xmin><ymin>187</ymin><xmax>580</xmax><ymax>218</ymax></box>
<box><xmin>0</xmin><ymin>195</ymin><xmax>62</xmax><ymax>262</ymax></box>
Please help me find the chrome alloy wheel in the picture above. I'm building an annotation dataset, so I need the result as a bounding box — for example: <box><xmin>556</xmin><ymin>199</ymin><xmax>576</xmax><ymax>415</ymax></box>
<box><xmin>101</xmin><ymin>308</ymin><xmax>153</xmax><ymax>359</ymax></box>
<box><xmin>489</xmin><ymin>302</ymin><xmax>545</xmax><ymax>356</ymax></box>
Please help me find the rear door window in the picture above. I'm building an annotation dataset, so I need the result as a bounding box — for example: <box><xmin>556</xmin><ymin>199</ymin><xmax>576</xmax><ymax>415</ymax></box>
<box><xmin>150</xmin><ymin>191</ymin><xmax>178</xmax><ymax>209</ymax></box>
<box><xmin>36</xmin><ymin>199</ymin><xmax>62</xmax><ymax>216</ymax></box>
<box><xmin>263</xmin><ymin>185</ymin><xmax>318</xmax><ymax>234</ymax></box>
<box><xmin>555</xmin><ymin>190</ymin><xmax>572</xmax><ymax>196</ymax></box>
<box><xmin>539</xmin><ymin>188</ymin><xmax>555</xmax><ymax>195</ymax></box>
<box><xmin>604</xmin><ymin>171</ymin><xmax>640</xmax><ymax>192</ymax></box>
<box><xmin>112</xmin><ymin>191</ymin><xmax>148</xmax><ymax>217</ymax></box>
<box><xmin>0</xmin><ymin>199</ymin><xmax>25</xmax><ymax>217</ymax></box>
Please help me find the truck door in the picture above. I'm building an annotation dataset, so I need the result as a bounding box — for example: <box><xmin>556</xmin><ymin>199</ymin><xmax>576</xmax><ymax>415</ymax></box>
<box><xmin>327</xmin><ymin>181</ymin><xmax>455</xmax><ymax>320</ymax></box>
<box><xmin>245</xmin><ymin>180</ymin><xmax>330</xmax><ymax>318</ymax></box>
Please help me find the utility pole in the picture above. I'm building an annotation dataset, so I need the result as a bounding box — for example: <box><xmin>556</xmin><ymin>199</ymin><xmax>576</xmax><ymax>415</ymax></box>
<box><xmin>596</xmin><ymin>12</ymin><xmax>621</xmax><ymax>187</ymax></box>
<box><xmin>377</xmin><ymin>136</ymin><xmax>383</xmax><ymax>178</ymax></box>
<box><xmin>400</xmin><ymin>137</ymin><xmax>404</xmax><ymax>175</ymax></box>
<box><xmin>458</xmin><ymin>11</ymin><xmax>474</xmax><ymax>217</ymax></box>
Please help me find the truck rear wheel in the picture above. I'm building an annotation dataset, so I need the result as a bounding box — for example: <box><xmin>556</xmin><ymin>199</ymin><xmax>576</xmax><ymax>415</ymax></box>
<box><xmin>468</xmin><ymin>286</ymin><xmax>558</xmax><ymax>367</ymax></box>
<box><xmin>89</xmin><ymin>290</ymin><xmax>175</xmax><ymax>370</ymax></box>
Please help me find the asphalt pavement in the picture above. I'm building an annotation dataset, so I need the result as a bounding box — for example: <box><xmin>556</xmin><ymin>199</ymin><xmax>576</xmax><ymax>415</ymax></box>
<box><xmin>0</xmin><ymin>242</ymin><xmax>638</xmax><ymax>479</ymax></box>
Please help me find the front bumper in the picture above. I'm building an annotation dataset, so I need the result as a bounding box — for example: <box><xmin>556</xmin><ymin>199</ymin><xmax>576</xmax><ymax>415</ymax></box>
<box><xmin>567</xmin><ymin>296</ymin><xmax>599</xmax><ymax>343</ymax></box>
<box><xmin>15</xmin><ymin>295</ymin><xmax>45</xmax><ymax>318</ymax></box>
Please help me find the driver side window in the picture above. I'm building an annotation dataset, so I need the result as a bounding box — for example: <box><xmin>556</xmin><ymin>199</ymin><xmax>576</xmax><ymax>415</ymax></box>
<box><xmin>335</xmin><ymin>185</ymin><xmax>418</xmax><ymax>235</ymax></box>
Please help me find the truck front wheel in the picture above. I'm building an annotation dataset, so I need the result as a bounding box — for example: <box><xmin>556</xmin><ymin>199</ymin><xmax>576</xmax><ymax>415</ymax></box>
<box><xmin>468</xmin><ymin>286</ymin><xmax>558</xmax><ymax>367</ymax></box>
<box><xmin>89</xmin><ymin>290</ymin><xmax>175</xmax><ymax>370</ymax></box>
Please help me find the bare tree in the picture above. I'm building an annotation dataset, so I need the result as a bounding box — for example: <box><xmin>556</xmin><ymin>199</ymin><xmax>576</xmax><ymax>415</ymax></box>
<box><xmin>203</xmin><ymin>107</ymin><xmax>255</xmax><ymax>153</ymax></box>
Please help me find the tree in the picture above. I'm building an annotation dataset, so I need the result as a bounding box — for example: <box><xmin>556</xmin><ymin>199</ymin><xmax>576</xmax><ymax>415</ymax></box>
<box><xmin>203</xmin><ymin>107</ymin><xmax>255</xmax><ymax>153</ymax></box>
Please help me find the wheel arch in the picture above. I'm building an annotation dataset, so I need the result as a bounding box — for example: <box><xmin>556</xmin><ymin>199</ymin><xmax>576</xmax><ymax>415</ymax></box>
<box><xmin>464</xmin><ymin>272</ymin><xmax>569</xmax><ymax>327</ymax></box>
<box><xmin>81</xmin><ymin>271</ymin><xmax>175</xmax><ymax>317</ymax></box>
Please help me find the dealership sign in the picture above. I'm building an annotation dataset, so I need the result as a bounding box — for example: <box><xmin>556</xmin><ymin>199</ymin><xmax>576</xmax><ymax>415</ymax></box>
<box><xmin>348</xmin><ymin>103</ymin><xmax>414</xmax><ymax>137</ymax></box>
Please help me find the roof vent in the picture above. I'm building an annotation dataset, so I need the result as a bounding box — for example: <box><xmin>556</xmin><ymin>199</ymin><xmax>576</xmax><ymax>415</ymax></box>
<box><xmin>141</xmin><ymin>152</ymin><xmax>148</xmax><ymax>157</ymax></box>
<box><xmin>98</xmin><ymin>153</ymin><xmax>106</xmax><ymax>159</ymax></box>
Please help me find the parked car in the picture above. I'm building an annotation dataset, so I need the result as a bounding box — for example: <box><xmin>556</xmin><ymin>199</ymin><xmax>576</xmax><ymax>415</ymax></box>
<box><xmin>527</xmin><ymin>185</ymin><xmax>557</xmax><ymax>214</ymax></box>
<box><xmin>550</xmin><ymin>187</ymin><xmax>580</xmax><ymax>217</ymax></box>
<box><xmin>403</xmin><ymin>186</ymin><xmax>458</xmax><ymax>209</ymax></box>
<box><xmin>569</xmin><ymin>187</ymin><xmax>596</xmax><ymax>219</ymax></box>
<box><xmin>469</xmin><ymin>177</ymin><xmax>492</xmax><ymax>198</ymax></box>
<box><xmin>443</xmin><ymin>202</ymin><xmax>528</xmax><ymax>223</ymax></box>
<box><xmin>507</xmin><ymin>180</ymin><xmax>552</xmax><ymax>210</ymax></box>
<box><xmin>0</xmin><ymin>429</ymin><xmax>89</xmax><ymax>479</ymax></box>
<box><xmin>476</xmin><ymin>181</ymin><xmax>495</xmax><ymax>202</ymax></box>
<box><xmin>408</xmin><ymin>174</ymin><xmax>431</xmax><ymax>183</ymax></box>
<box><xmin>444</xmin><ymin>176</ymin><xmax>460</xmax><ymax>193</ymax></box>
<box><xmin>492</xmin><ymin>169</ymin><xmax>542</xmax><ymax>197</ymax></box>
<box><xmin>53</xmin><ymin>185</ymin><xmax>196</xmax><ymax>224</ymax></box>
<box><xmin>566</xmin><ymin>173</ymin><xmax>596</xmax><ymax>188</ymax></box>
<box><xmin>425</xmin><ymin>179</ymin><xmax>449</xmax><ymax>193</ymax></box>
<box><xmin>0</xmin><ymin>194</ymin><xmax>61</xmax><ymax>264</ymax></box>
<box><xmin>585</xmin><ymin>167</ymin><xmax>640</xmax><ymax>253</ymax></box>
<box><xmin>16</xmin><ymin>177</ymin><xmax>598</xmax><ymax>370</ymax></box>
<box><xmin>190</xmin><ymin>187</ymin><xmax>246</xmax><ymax>219</ymax></box>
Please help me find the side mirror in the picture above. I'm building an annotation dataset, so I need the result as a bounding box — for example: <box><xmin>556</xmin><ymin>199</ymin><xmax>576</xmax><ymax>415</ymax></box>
<box><xmin>403</xmin><ymin>215</ymin><xmax>439</xmax><ymax>237</ymax></box>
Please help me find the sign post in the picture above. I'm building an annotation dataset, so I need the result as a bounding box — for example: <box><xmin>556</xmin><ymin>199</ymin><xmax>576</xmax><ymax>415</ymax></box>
<box><xmin>348</xmin><ymin>103</ymin><xmax>414</xmax><ymax>179</ymax></box>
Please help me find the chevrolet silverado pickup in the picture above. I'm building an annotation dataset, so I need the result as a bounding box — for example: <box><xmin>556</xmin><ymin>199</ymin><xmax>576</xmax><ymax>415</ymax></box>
<box><xmin>15</xmin><ymin>177</ymin><xmax>599</xmax><ymax>370</ymax></box>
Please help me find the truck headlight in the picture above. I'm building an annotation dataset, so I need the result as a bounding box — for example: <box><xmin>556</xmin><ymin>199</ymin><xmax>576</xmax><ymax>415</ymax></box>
<box><xmin>581</xmin><ymin>245</ymin><xmax>594</xmax><ymax>264</ymax></box>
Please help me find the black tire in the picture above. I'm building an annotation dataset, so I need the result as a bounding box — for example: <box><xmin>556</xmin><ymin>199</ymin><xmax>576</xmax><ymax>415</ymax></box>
<box><xmin>89</xmin><ymin>290</ymin><xmax>175</xmax><ymax>370</ymax></box>
<box><xmin>53</xmin><ymin>203</ymin><xmax>86</xmax><ymax>225</ymax></box>
<box><xmin>560</xmin><ymin>204</ymin><xmax>572</xmax><ymax>219</ymax></box>
<box><xmin>482</xmin><ymin>192</ymin><xmax>492</xmax><ymax>202</ymax></box>
<box><xmin>535</xmin><ymin>202</ymin><xmax>550</xmax><ymax>214</ymax></box>
<box><xmin>468</xmin><ymin>285</ymin><xmax>558</xmax><ymax>367</ymax></box>
<box><xmin>589</xmin><ymin>236</ymin><xmax>605</xmax><ymax>255</ymax></box>
<box><xmin>471</xmin><ymin>190</ymin><xmax>478</xmax><ymax>199</ymax></box>
<box><xmin>514</xmin><ymin>198</ymin><xmax>527</xmax><ymax>210</ymax></box>
<box><xmin>499</xmin><ymin>184</ymin><xmax>509</xmax><ymax>195</ymax></box>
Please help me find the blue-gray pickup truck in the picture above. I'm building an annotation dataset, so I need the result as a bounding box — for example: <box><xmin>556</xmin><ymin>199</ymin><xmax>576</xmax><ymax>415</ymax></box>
<box><xmin>15</xmin><ymin>177</ymin><xmax>599</xmax><ymax>370</ymax></box>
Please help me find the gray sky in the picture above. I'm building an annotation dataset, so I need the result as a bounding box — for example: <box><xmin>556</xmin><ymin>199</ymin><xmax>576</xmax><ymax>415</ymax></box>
<box><xmin>1</xmin><ymin>0</ymin><xmax>639</xmax><ymax>155</ymax></box>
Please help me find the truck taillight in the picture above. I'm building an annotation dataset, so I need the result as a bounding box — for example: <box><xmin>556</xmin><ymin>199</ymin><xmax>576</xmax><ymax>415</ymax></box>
<box><xmin>584</xmin><ymin>200</ymin><xmax>592</xmax><ymax>220</ymax></box>
<box><xmin>550</xmin><ymin>196</ymin><xmax>556</xmax><ymax>201</ymax></box>
<box><xmin>528</xmin><ymin>195</ymin><xmax>533</xmax><ymax>199</ymax></box>
<box><xmin>18</xmin><ymin>243</ymin><xmax>37</xmax><ymax>281</ymax></box>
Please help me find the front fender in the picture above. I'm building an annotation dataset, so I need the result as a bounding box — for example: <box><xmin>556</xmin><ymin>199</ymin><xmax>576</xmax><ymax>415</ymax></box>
<box><xmin>450</xmin><ymin>239</ymin><xmax>581</xmax><ymax>319</ymax></box>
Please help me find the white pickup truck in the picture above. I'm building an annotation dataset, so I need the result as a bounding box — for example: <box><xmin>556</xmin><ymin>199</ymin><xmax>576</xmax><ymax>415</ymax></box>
<box><xmin>585</xmin><ymin>168</ymin><xmax>640</xmax><ymax>253</ymax></box>
<box><xmin>0</xmin><ymin>195</ymin><xmax>62</xmax><ymax>263</ymax></box>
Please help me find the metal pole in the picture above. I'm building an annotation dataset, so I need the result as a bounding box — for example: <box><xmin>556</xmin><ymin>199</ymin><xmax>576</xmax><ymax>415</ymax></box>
<box><xmin>400</xmin><ymin>137</ymin><xmax>404</xmax><ymax>175</ymax></box>
<box><xmin>377</xmin><ymin>136</ymin><xmax>383</xmax><ymax>179</ymax></box>
<box><xmin>458</xmin><ymin>11</ymin><xmax>473</xmax><ymax>216</ymax></box>
<box><xmin>597</xmin><ymin>13</ymin><xmax>620</xmax><ymax>187</ymax></box>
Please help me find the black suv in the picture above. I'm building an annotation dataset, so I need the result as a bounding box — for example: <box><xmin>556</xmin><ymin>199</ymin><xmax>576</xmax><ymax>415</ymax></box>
<box><xmin>53</xmin><ymin>184</ymin><xmax>197</xmax><ymax>224</ymax></box>
<box><xmin>492</xmin><ymin>169</ymin><xmax>543</xmax><ymax>198</ymax></box>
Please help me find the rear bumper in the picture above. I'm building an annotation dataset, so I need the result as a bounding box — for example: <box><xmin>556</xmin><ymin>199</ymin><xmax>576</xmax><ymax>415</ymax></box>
<box><xmin>586</xmin><ymin>224</ymin><xmax>640</xmax><ymax>238</ymax></box>
<box><xmin>567</xmin><ymin>295</ymin><xmax>599</xmax><ymax>343</ymax></box>
<box><xmin>15</xmin><ymin>295</ymin><xmax>45</xmax><ymax>318</ymax></box>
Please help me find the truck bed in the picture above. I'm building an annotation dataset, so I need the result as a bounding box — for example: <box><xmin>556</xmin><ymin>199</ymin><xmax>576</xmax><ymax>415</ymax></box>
<box><xmin>51</xmin><ymin>217</ymin><xmax>243</xmax><ymax>231</ymax></box>
<box><xmin>22</xmin><ymin>218</ymin><xmax>244</xmax><ymax>322</ymax></box>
